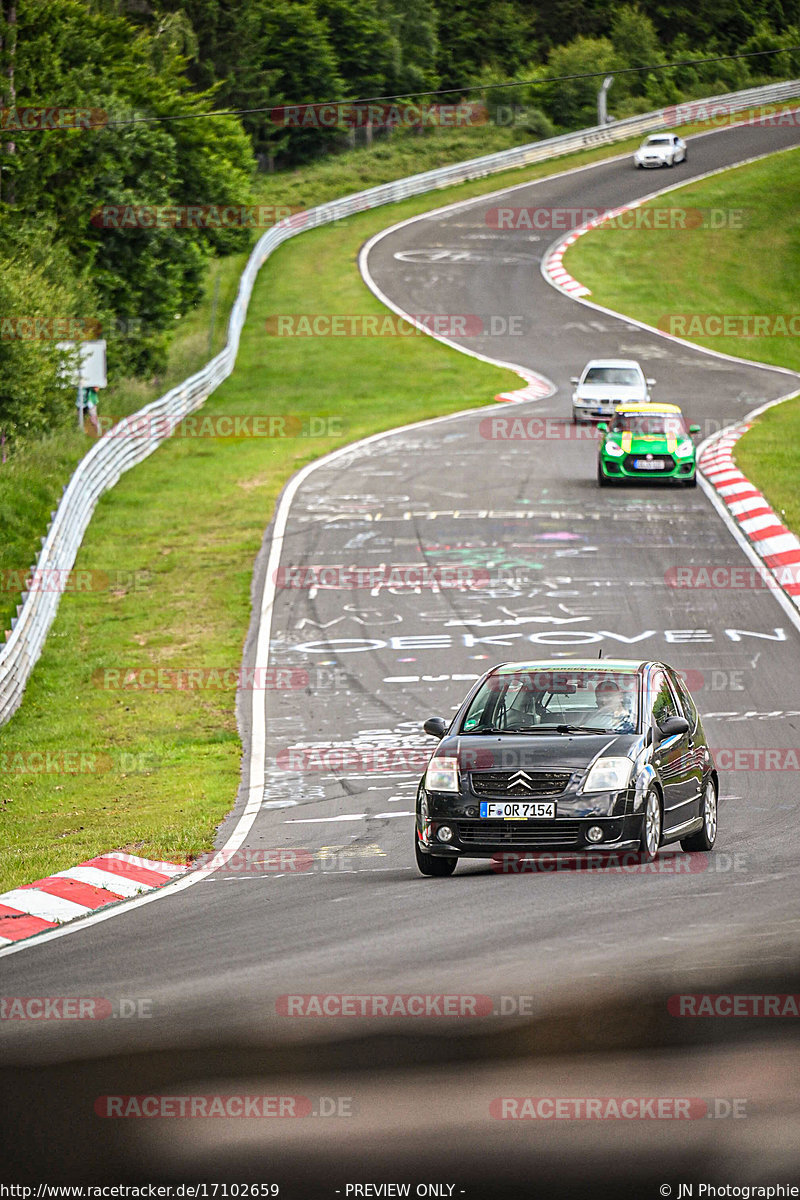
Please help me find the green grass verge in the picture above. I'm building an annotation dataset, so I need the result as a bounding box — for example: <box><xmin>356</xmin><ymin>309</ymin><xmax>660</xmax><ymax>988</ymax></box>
<box><xmin>734</xmin><ymin>401</ymin><xmax>800</xmax><ymax>536</ymax></box>
<box><xmin>564</xmin><ymin>145</ymin><xmax>800</xmax><ymax>535</ymax></box>
<box><xmin>2</xmin><ymin>105</ymin><xmax>799</xmax><ymax>890</ymax></box>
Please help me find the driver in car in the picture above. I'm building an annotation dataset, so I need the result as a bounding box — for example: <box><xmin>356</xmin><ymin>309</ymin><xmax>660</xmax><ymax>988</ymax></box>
<box><xmin>592</xmin><ymin>679</ymin><xmax>635</xmax><ymax>732</ymax></box>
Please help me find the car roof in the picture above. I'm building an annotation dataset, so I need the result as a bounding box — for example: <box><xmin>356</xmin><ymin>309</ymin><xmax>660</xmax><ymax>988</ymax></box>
<box><xmin>614</xmin><ymin>402</ymin><xmax>682</xmax><ymax>414</ymax></box>
<box><xmin>493</xmin><ymin>659</ymin><xmax>647</xmax><ymax>675</ymax></box>
<box><xmin>581</xmin><ymin>359</ymin><xmax>643</xmax><ymax>370</ymax></box>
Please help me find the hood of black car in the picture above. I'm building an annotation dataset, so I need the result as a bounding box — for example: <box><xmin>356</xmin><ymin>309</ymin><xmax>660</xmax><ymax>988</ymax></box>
<box><xmin>436</xmin><ymin>732</ymin><xmax>639</xmax><ymax>773</ymax></box>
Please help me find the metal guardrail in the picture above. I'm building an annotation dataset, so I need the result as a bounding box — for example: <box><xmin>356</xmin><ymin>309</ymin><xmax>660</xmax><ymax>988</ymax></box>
<box><xmin>1</xmin><ymin>79</ymin><xmax>798</xmax><ymax>725</ymax></box>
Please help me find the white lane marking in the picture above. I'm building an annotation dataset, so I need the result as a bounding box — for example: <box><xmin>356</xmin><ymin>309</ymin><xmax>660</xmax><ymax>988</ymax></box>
<box><xmin>54</xmin><ymin>866</ymin><xmax>149</xmax><ymax>897</ymax></box>
<box><xmin>0</xmin><ymin>889</ymin><xmax>90</xmax><ymax>922</ymax></box>
<box><xmin>285</xmin><ymin>815</ymin><xmax>367</xmax><ymax>824</ymax></box>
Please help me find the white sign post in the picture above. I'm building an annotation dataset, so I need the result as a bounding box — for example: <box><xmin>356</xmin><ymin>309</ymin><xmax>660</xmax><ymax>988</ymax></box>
<box><xmin>58</xmin><ymin>339</ymin><xmax>107</xmax><ymax>431</ymax></box>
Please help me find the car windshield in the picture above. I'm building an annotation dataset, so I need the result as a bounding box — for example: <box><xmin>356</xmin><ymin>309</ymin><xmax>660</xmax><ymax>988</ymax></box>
<box><xmin>609</xmin><ymin>413</ymin><xmax>688</xmax><ymax>437</ymax></box>
<box><xmin>645</xmin><ymin>136</ymin><xmax>671</xmax><ymax>145</ymax></box>
<box><xmin>461</xmin><ymin>669</ymin><xmax>640</xmax><ymax>734</ymax></box>
<box><xmin>583</xmin><ymin>367</ymin><xmax>641</xmax><ymax>386</ymax></box>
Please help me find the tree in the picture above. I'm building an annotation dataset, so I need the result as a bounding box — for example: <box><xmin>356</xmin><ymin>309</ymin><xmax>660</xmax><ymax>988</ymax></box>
<box><xmin>541</xmin><ymin>36</ymin><xmax>623</xmax><ymax>128</ymax></box>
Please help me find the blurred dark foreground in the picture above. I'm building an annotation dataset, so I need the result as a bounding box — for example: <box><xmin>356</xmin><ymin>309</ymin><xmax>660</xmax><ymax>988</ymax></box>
<box><xmin>2</xmin><ymin>965</ymin><xmax>798</xmax><ymax>1198</ymax></box>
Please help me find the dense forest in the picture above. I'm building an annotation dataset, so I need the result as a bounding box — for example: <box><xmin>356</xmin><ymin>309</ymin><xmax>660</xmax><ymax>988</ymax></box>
<box><xmin>1</xmin><ymin>0</ymin><xmax>799</xmax><ymax>444</ymax></box>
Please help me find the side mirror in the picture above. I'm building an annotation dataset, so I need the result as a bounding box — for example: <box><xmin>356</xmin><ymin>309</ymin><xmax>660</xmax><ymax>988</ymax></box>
<box><xmin>570</xmin><ymin>377</ymin><xmax>579</xmax><ymax>385</ymax></box>
<box><xmin>655</xmin><ymin>714</ymin><xmax>689</xmax><ymax>741</ymax></box>
<box><xmin>597</xmin><ymin>422</ymin><xmax>608</xmax><ymax>432</ymax></box>
<box><xmin>689</xmin><ymin>424</ymin><xmax>701</xmax><ymax>435</ymax></box>
<box><xmin>424</xmin><ymin>716</ymin><xmax>448</xmax><ymax>739</ymax></box>
<box><xmin>646</xmin><ymin>378</ymin><xmax>656</xmax><ymax>387</ymax></box>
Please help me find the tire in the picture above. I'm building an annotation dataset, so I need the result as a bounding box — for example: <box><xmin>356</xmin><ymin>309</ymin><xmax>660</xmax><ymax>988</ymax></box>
<box><xmin>415</xmin><ymin>838</ymin><xmax>457</xmax><ymax>876</ymax></box>
<box><xmin>597</xmin><ymin>465</ymin><xmax>610</xmax><ymax>488</ymax></box>
<box><xmin>667</xmin><ymin>156</ymin><xmax>674</xmax><ymax>167</ymax></box>
<box><xmin>683</xmin><ymin>473</ymin><xmax>697</xmax><ymax>488</ymax></box>
<box><xmin>638</xmin><ymin>788</ymin><xmax>662</xmax><ymax>862</ymax></box>
<box><xmin>681</xmin><ymin>777</ymin><xmax>717</xmax><ymax>852</ymax></box>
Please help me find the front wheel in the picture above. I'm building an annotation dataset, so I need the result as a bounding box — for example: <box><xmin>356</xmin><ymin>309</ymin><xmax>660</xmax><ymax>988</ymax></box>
<box><xmin>638</xmin><ymin>788</ymin><xmax>662</xmax><ymax>862</ymax></box>
<box><xmin>597</xmin><ymin>466</ymin><xmax>610</xmax><ymax>488</ymax></box>
<box><xmin>681</xmin><ymin>777</ymin><xmax>717</xmax><ymax>852</ymax></box>
<box><xmin>682</xmin><ymin>474</ymin><xmax>697</xmax><ymax>488</ymax></box>
<box><xmin>415</xmin><ymin>838</ymin><xmax>457</xmax><ymax>876</ymax></box>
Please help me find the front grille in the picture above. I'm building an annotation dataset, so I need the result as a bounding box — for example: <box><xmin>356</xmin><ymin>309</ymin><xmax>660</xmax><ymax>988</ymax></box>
<box><xmin>623</xmin><ymin>453</ymin><xmax>675</xmax><ymax>473</ymax></box>
<box><xmin>457</xmin><ymin>819</ymin><xmax>580</xmax><ymax>847</ymax></box>
<box><xmin>470</xmin><ymin>771</ymin><xmax>572</xmax><ymax>798</ymax></box>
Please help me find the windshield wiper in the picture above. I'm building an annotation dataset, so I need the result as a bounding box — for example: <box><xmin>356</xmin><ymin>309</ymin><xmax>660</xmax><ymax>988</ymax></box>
<box><xmin>553</xmin><ymin>723</ymin><xmax>609</xmax><ymax>734</ymax></box>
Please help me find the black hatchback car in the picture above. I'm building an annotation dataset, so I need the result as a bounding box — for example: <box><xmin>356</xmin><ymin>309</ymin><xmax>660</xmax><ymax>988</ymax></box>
<box><xmin>416</xmin><ymin>659</ymin><xmax>718</xmax><ymax>876</ymax></box>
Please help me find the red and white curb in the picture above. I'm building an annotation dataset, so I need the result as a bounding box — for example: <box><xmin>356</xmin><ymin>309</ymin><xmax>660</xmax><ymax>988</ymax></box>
<box><xmin>495</xmin><ymin>369</ymin><xmax>556</xmax><ymax>404</ymax></box>
<box><xmin>698</xmin><ymin>428</ymin><xmax>800</xmax><ymax>607</ymax></box>
<box><xmin>543</xmin><ymin>234</ymin><xmax>592</xmax><ymax>297</ymax></box>
<box><xmin>0</xmin><ymin>852</ymin><xmax>185</xmax><ymax>945</ymax></box>
<box><xmin>542</xmin><ymin>199</ymin><xmax>656</xmax><ymax>297</ymax></box>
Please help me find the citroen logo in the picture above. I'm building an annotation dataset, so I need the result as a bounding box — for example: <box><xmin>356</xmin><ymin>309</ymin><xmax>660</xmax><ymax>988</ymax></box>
<box><xmin>508</xmin><ymin>770</ymin><xmax>534</xmax><ymax>791</ymax></box>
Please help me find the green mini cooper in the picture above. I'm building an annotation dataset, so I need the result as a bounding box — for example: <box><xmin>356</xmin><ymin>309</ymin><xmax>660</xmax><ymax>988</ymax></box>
<box><xmin>597</xmin><ymin>403</ymin><xmax>700</xmax><ymax>487</ymax></box>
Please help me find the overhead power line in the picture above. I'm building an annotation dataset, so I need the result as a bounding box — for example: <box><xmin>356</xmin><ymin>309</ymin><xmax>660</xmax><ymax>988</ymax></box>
<box><xmin>5</xmin><ymin>44</ymin><xmax>800</xmax><ymax>134</ymax></box>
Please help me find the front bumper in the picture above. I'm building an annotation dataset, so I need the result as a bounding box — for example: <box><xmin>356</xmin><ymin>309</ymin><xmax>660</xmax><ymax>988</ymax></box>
<box><xmin>599</xmin><ymin>454</ymin><xmax>695</xmax><ymax>483</ymax></box>
<box><xmin>420</xmin><ymin>788</ymin><xmax>643</xmax><ymax>858</ymax></box>
<box><xmin>573</xmin><ymin>398</ymin><xmax>620</xmax><ymax>419</ymax></box>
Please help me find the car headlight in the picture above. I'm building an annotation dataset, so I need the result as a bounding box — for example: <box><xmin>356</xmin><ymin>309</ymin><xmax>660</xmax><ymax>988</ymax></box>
<box><xmin>675</xmin><ymin>438</ymin><xmax>694</xmax><ymax>458</ymax></box>
<box><xmin>425</xmin><ymin>756</ymin><xmax>459</xmax><ymax>793</ymax></box>
<box><xmin>582</xmin><ymin>757</ymin><xmax>634</xmax><ymax>793</ymax></box>
<box><xmin>604</xmin><ymin>440</ymin><xmax>624</xmax><ymax>457</ymax></box>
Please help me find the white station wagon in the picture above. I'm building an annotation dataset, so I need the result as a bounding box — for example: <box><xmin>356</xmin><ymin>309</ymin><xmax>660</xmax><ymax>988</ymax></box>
<box><xmin>571</xmin><ymin>359</ymin><xmax>655</xmax><ymax>423</ymax></box>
